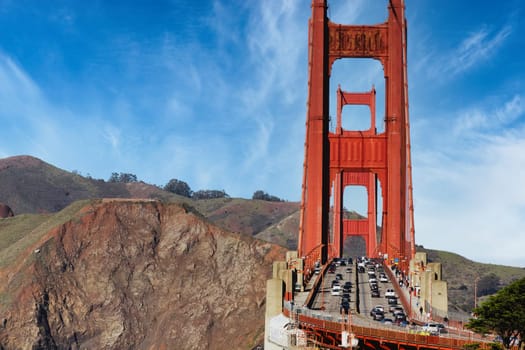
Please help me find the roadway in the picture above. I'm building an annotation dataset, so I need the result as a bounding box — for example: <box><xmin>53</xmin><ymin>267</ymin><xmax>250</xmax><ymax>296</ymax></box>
<box><xmin>309</xmin><ymin>258</ymin><xmax>406</xmax><ymax>329</ymax></box>
<box><xmin>298</xmin><ymin>258</ymin><xmax>489</xmax><ymax>346</ymax></box>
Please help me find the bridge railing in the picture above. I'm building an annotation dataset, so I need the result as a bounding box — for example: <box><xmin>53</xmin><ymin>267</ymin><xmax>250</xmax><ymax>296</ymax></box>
<box><xmin>282</xmin><ymin>307</ymin><xmax>497</xmax><ymax>349</ymax></box>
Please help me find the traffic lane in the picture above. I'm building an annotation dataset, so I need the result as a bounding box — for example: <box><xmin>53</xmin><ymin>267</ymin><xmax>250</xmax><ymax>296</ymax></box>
<box><xmin>358</xmin><ymin>265</ymin><xmax>407</xmax><ymax>324</ymax></box>
<box><xmin>310</xmin><ymin>261</ymin><xmax>356</xmax><ymax>316</ymax></box>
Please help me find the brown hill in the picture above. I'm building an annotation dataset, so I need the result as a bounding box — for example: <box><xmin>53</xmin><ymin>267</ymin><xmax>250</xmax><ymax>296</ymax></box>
<box><xmin>0</xmin><ymin>156</ymin><xmax>299</xmax><ymax>246</ymax></box>
<box><xmin>191</xmin><ymin>197</ymin><xmax>299</xmax><ymax>237</ymax></box>
<box><xmin>0</xmin><ymin>155</ymin><xmax>179</xmax><ymax>215</ymax></box>
<box><xmin>0</xmin><ymin>199</ymin><xmax>285</xmax><ymax>349</ymax></box>
<box><xmin>416</xmin><ymin>246</ymin><xmax>525</xmax><ymax>315</ymax></box>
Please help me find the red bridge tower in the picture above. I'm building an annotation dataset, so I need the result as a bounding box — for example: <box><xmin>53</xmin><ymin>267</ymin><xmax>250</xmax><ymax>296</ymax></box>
<box><xmin>298</xmin><ymin>0</ymin><xmax>415</xmax><ymax>270</ymax></box>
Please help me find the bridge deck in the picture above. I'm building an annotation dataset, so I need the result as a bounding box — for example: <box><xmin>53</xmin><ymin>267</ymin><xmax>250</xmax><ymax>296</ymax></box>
<box><xmin>284</xmin><ymin>260</ymin><xmax>496</xmax><ymax>349</ymax></box>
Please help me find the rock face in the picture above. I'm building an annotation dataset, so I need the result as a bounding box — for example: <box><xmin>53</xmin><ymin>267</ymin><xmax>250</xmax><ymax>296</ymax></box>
<box><xmin>0</xmin><ymin>199</ymin><xmax>285</xmax><ymax>349</ymax></box>
<box><xmin>0</xmin><ymin>203</ymin><xmax>13</xmax><ymax>218</ymax></box>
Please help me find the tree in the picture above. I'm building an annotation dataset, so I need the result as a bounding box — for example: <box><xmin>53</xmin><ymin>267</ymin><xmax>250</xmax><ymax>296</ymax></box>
<box><xmin>252</xmin><ymin>190</ymin><xmax>283</xmax><ymax>202</ymax></box>
<box><xmin>108</xmin><ymin>172</ymin><xmax>138</xmax><ymax>183</ymax></box>
<box><xmin>466</xmin><ymin>277</ymin><xmax>525</xmax><ymax>349</ymax></box>
<box><xmin>192</xmin><ymin>190</ymin><xmax>229</xmax><ymax>200</ymax></box>
<box><xmin>164</xmin><ymin>179</ymin><xmax>192</xmax><ymax>198</ymax></box>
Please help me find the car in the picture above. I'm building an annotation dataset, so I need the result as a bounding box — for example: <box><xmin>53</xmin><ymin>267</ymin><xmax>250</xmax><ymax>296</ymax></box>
<box><xmin>387</xmin><ymin>297</ymin><xmax>398</xmax><ymax>305</ymax></box>
<box><xmin>346</xmin><ymin>267</ymin><xmax>352</xmax><ymax>273</ymax></box>
<box><xmin>344</xmin><ymin>281</ymin><xmax>352</xmax><ymax>288</ymax></box>
<box><xmin>372</xmin><ymin>311</ymin><xmax>385</xmax><ymax>321</ymax></box>
<box><xmin>370</xmin><ymin>283</ymin><xmax>379</xmax><ymax>291</ymax></box>
<box><xmin>379</xmin><ymin>274</ymin><xmax>389</xmax><ymax>283</ymax></box>
<box><xmin>395</xmin><ymin>314</ymin><xmax>407</xmax><ymax>324</ymax></box>
<box><xmin>341</xmin><ymin>296</ymin><xmax>350</xmax><ymax>304</ymax></box>
<box><xmin>437</xmin><ymin>324</ymin><xmax>448</xmax><ymax>334</ymax></box>
<box><xmin>340</xmin><ymin>260</ymin><xmax>347</xmax><ymax>266</ymax></box>
<box><xmin>385</xmin><ymin>289</ymin><xmax>396</xmax><ymax>298</ymax></box>
<box><xmin>336</xmin><ymin>273</ymin><xmax>343</xmax><ymax>280</ymax></box>
<box><xmin>422</xmin><ymin>323</ymin><xmax>441</xmax><ymax>335</ymax></box>
<box><xmin>331</xmin><ymin>280</ymin><xmax>340</xmax><ymax>287</ymax></box>
<box><xmin>314</xmin><ymin>267</ymin><xmax>321</xmax><ymax>274</ymax></box>
<box><xmin>370</xmin><ymin>307</ymin><xmax>383</xmax><ymax>316</ymax></box>
<box><xmin>391</xmin><ymin>306</ymin><xmax>404</xmax><ymax>314</ymax></box>
<box><xmin>294</xmin><ymin>283</ymin><xmax>302</xmax><ymax>292</ymax></box>
<box><xmin>371</xmin><ymin>290</ymin><xmax>380</xmax><ymax>298</ymax></box>
<box><xmin>340</xmin><ymin>303</ymin><xmax>350</xmax><ymax>314</ymax></box>
<box><xmin>342</xmin><ymin>293</ymin><xmax>351</xmax><ymax>300</ymax></box>
<box><xmin>381</xmin><ymin>318</ymin><xmax>394</xmax><ymax>325</ymax></box>
<box><xmin>358</xmin><ymin>266</ymin><xmax>365</xmax><ymax>273</ymax></box>
<box><xmin>331</xmin><ymin>288</ymin><xmax>342</xmax><ymax>296</ymax></box>
<box><xmin>369</xmin><ymin>277</ymin><xmax>377</xmax><ymax>284</ymax></box>
<box><xmin>373</xmin><ymin>305</ymin><xmax>384</xmax><ymax>313</ymax></box>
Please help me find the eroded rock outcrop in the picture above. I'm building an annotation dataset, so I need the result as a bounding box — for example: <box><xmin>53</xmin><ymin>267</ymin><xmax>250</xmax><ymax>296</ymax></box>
<box><xmin>0</xmin><ymin>199</ymin><xmax>285</xmax><ymax>349</ymax></box>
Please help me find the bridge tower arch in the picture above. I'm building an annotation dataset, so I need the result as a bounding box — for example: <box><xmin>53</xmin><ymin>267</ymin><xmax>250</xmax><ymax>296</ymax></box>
<box><xmin>298</xmin><ymin>0</ymin><xmax>415</xmax><ymax>270</ymax></box>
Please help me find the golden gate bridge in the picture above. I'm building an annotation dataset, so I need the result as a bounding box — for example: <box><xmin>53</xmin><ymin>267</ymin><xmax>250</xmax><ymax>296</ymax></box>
<box><xmin>263</xmin><ymin>1</ymin><xmax>496</xmax><ymax>349</ymax></box>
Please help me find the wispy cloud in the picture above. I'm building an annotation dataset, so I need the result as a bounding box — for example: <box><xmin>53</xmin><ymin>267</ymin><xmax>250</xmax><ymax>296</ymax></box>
<box><xmin>414</xmin><ymin>93</ymin><xmax>525</xmax><ymax>266</ymax></box>
<box><xmin>454</xmin><ymin>94</ymin><xmax>525</xmax><ymax>135</ymax></box>
<box><xmin>430</xmin><ymin>25</ymin><xmax>511</xmax><ymax>79</ymax></box>
<box><xmin>453</xmin><ymin>25</ymin><xmax>511</xmax><ymax>73</ymax></box>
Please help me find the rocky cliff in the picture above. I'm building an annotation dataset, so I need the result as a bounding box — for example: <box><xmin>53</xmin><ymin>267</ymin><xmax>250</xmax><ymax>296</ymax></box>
<box><xmin>0</xmin><ymin>199</ymin><xmax>285</xmax><ymax>349</ymax></box>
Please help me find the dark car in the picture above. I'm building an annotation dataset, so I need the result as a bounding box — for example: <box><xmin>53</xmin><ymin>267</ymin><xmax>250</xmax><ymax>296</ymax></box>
<box><xmin>394</xmin><ymin>314</ymin><xmax>407</xmax><ymax>324</ymax></box>
<box><xmin>372</xmin><ymin>311</ymin><xmax>385</xmax><ymax>321</ymax></box>
<box><xmin>391</xmin><ymin>306</ymin><xmax>404</xmax><ymax>314</ymax></box>
<box><xmin>340</xmin><ymin>302</ymin><xmax>350</xmax><ymax>314</ymax></box>
<box><xmin>371</xmin><ymin>290</ymin><xmax>380</xmax><ymax>298</ymax></box>
<box><xmin>387</xmin><ymin>297</ymin><xmax>398</xmax><ymax>305</ymax></box>
<box><xmin>370</xmin><ymin>306</ymin><xmax>383</xmax><ymax>317</ymax></box>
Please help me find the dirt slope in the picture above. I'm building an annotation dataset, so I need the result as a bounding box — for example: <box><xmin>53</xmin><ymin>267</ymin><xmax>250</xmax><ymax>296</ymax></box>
<box><xmin>0</xmin><ymin>155</ymin><xmax>180</xmax><ymax>215</ymax></box>
<box><xmin>0</xmin><ymin>199</ymin><xmax>285</xmax><ymax>349</ymax></box>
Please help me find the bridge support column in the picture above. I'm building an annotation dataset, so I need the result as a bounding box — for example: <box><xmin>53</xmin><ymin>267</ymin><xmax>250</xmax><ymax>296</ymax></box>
<box><xmin>264</xmin><ymin>277</ymin><xmax>285</xmax><ymax>350</ymax></box>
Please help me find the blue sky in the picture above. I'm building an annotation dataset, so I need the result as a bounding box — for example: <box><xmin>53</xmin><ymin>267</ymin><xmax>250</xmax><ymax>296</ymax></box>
<box><xmin>0</xmin><ymin>0</ymin><xmax>524</xmax><ymax>267</ymax></box>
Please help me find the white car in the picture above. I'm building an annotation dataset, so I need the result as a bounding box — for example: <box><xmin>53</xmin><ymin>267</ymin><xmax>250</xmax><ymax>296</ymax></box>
<box><xmin>385</xmin><ymin>289</ymin><xmax>396</xmax><ymax>298</ymax></box>
<box><xmin>374</xmin><ymin>305</ymin><xmax>384</xmax><ymax>312</ymax></box>
<box><xmin>379</xmin><ymin>274</ymin><xmax>389</xmax><ymax>283</ymax></box>
<box><xmin>422</xmin><ymin>323</ymin><xmax>441</xmax><ymax>335</ymax></box>
<box><xmin>331</xmin><ymin>288</ymin><xmax>342</xmax><ymax>296</ymax></box>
